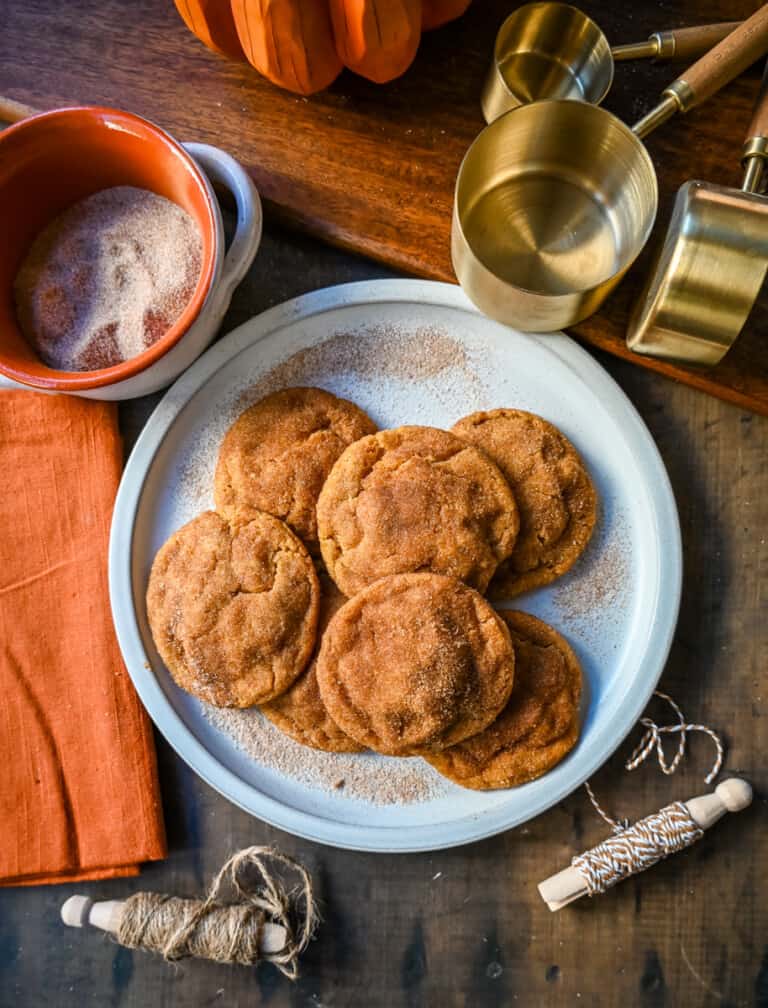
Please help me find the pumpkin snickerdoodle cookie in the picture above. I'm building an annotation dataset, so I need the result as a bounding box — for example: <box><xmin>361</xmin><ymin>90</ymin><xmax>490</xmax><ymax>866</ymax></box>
<box><xmin>315</xmin><ymin>573</ymin><xmax>516</xmax><ymax>756</ymax></box>
<box><xmin>214</xmin><ymin>387</ymin><xmax>377</xmax><ymax>549</ymax></box>
<box><xmin>261</xmin><ymin>580</ymin><xmax>364</xmax><ymax>753</ymax></box>
<box><xmin>146</xmin><ymin>509</ymin><xmax>320</xmax><ymax>708</ymax></box>
<box><xmin>451</xmin><ymin>409</ymin><xmax>596</xmax><ymax>598</ymax></box>
<box><xmin>425</xmin><ymin>610</ymin><xmax>581</xmax><ymax>789</ymax></box>
<box><xmin>316</xmin><ymin>425</ymin><xmax>519</xmax><ymax>597</ymax></box>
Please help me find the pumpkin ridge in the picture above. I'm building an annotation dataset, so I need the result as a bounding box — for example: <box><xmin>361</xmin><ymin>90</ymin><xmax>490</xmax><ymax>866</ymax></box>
<box><xmin>242</xmin><ymin>0</ymin><xmax>256</xmax><ymax>63</ymax></box>
<box><xmin>179</xmin><ymin>0</ymin><xmax>197</xmax><ymax>33</ymax></box>
<box><xmin>175</xmin><ymin>0</ymin><xmax>469</xmax><ymax>94</ymax></box>
<box><xmin>372</xmin><ymin>0</ymin><xmax>382</xmax><ymax>48</ymax></box>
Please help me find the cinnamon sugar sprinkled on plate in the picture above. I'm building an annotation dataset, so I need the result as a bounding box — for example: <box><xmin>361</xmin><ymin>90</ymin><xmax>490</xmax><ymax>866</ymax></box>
<box><xmin>168</xmin><ymin>319</ymin><xmax>633</xmax><ymax>808</ymax></box>
<box><xmin>236</xmin><ymin>324</ymin><xmax>483</xmax><ymax>406</ymax></box>
<box><xmin>202</xmin><ymin>705</ymin><xmax>446</xmax><ymax>805</ymax></box>
<box><xmin>173</xmin><ymin>323</ymin><xmax>488</xmax><ymax>524</ymax></box>
<box><xmin>552</xmin><ymin>498</ymin><xmax>629</xmax><ymax>631</ymax></box>
<box><xmin>176</xmin><ymin>323</ymin><xmax>486</xmax><ymax>806</ymax></box>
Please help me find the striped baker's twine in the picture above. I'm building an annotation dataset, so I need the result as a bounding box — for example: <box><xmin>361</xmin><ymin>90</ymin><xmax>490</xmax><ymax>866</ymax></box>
<box><xmin>572</xmin><ymin>802</ymin><xmax>704</xmax><ymax>896</ymax></box>
<box><xmin>573</xmin><ymin>692</ymin><xmax>723</xmax><ymax>896</ymax></box>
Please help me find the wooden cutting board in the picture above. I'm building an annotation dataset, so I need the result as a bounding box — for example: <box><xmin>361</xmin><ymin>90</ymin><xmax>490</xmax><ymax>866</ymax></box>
<box><xmin>3</xmin><ymin>0</ymin><xmax>767</xmax><ymax>413</ymax></box>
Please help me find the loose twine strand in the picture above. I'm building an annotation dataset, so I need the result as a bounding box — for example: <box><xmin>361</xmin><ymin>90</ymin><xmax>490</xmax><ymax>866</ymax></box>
<box><xmin>117</xmin><ymin>847</ymin><xmax>319</xmax><ymax>978</ymax></box>
<box><xmin>573</xmin><ymin>692</ymin><xmax>724</xmax><ymax>896</ymax></box>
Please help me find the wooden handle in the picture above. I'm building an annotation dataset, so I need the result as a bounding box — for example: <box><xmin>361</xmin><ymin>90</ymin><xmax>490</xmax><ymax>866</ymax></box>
<box><xmin>613</xmin><ymin>23</ymin><xmax>741</xmax><ymax>62</ymax></box>
<box><xmin>61</xmin><ymin>896</ymin><xmax>288</xmax><ymax>953</ymax></box>
<box><xmin>538</xmin><ymin>866</ymin><xmax>588</xmax><ymax>912</ymax></box>
<box><xmin>537</xmin><ymin>779</ymin><xmax>752</xmax><ymax>912</ymax></box>
<box><xmin>654</xmin><ymin>22</ymin><xmax>741</xmax><ymax>61</ymax></box>
<box><xmin>674</xmin><ymin>5</ymin><xmax>768</xmax><ymax>111</ymax></box>
<box><xmin>0</xmin><ymin>96</ymin><xmax>40</xmax><ymax>124</ymax></box>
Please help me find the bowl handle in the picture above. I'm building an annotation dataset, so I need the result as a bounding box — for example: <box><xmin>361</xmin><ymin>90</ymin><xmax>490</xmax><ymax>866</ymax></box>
<box><xmin>183</xmin><ymin>142</ymin><xmax>263</xmax><ymax>304</ymax></box>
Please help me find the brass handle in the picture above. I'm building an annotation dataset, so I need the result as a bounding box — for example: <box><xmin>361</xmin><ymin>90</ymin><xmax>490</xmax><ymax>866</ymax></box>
<box><xmin>612</xmin><ymin>22</ymin><xmax>741</xmax><ymax>62</ymax></box>
<box><xmin>651</xmin><ymin>22</ymin><xmax>742</xmax><ymax>61</ymax></box>
<box><xmin>673</xmin><ymin>4</ymin><xmax>768</xmax><ymax>111</ymax></box>
<box><xmin>742</xmin><ymin>60</ymin><xmax>768</xmax><ymax>191</ymax></box>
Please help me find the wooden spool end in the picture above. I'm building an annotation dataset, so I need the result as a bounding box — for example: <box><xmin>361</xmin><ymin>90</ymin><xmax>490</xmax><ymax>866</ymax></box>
<box><xmin>715</xmin><ymin>778</ymin><xmax>752</xmax><ymax>812</ymax></box>
<box><xmin>61</xmin><ymin>895</ymin><xmax>93</xmax><ymax>928</ymax></box>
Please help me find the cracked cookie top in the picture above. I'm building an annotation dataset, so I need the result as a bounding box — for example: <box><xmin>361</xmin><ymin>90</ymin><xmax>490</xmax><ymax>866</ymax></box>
<box><xmin>261</xmin><ymin>578</ymin><xmax>364</xmax><ymax>753</ymax></box>
<box><xmin>146</xmin><ymin>509</ymin><xmax>320</xmax><ymax>707</ymax></box>
<box><xmin>214</xmin><ymin>387</ymin><xmax>377</xmax><ymax>550</ymax></box>
<box><xmin>315</xmin><ymin>573</ymin><xmax>516</xmax><ymax>756</ymax></box>
<box><xmin>316</xmin><ymin>425</ymin><xmax>519</xmax><ymax>596</ymax></box>
<box><xmin>452</xmin><ymin>409</ymin><xmax>597</xmax><ymax>598</ymax></box>
<box><xmin>424</xmin><ymin>610</ymin><xmax>581</xmax><ymax>789</ymax></box>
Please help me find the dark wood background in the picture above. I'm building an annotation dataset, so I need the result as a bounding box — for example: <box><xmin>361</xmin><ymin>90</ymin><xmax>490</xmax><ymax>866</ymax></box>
<box><xmin>2</xmin><ymin>0</ymin><xmax>768</xmax><ymax>415</ymax></box>
<box><xmin>0</xmin><ymin>221</ymin><xmax>766</xmax><ymax>1007</ymax></box>
<box><xmin>1</xmin><ymin>1</ymin><xmax>767</xmax><ymax>1002</ymax></box>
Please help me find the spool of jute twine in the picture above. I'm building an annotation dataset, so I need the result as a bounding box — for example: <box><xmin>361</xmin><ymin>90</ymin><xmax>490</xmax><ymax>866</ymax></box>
<box><xmin>61</xmin><ymin>847</ymin><xmax>319</xmax><ymax>978</ymax></box>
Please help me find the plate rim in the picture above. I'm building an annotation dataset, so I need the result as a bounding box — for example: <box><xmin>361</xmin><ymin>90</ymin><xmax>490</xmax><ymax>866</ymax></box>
<box><xmin>109</xmin><ymin>278</ymin><xmax>682</xmax><ymax>853</ymax></box>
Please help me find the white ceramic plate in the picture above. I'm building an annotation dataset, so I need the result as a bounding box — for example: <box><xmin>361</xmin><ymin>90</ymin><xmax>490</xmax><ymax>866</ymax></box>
<box><xmin>109</xmin><ymin>280</ymin><xmax>681</xmax><ymax>853</ymax></box>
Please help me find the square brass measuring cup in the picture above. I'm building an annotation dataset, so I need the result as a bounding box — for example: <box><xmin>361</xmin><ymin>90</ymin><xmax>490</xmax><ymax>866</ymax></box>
<box><xmin>627</xmin><ymin>66</ymin><xmax>768</xmax><ymax>366</ymax></box>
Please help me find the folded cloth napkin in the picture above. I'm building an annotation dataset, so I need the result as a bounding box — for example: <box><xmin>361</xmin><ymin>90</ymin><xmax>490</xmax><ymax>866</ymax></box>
<box><xmin>0</xmin><ymin>392</ymin><xmax>166</xmax><ymax>884</ymax></box>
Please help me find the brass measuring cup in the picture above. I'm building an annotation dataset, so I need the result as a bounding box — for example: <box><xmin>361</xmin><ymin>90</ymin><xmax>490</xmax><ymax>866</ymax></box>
<box><xmin>481</xmin><ymin>2</ymin><xmax>740</xmax><ymax>122</ymax></box>
<box><xmin>627</xmin><ymin>65</ymin><xmax>768</xmax><ymax>366</ymax></box>
<box><xmin>452</xmin><ymin>6</ymin><xmax>768</xmax><ymax>333</ymax></box>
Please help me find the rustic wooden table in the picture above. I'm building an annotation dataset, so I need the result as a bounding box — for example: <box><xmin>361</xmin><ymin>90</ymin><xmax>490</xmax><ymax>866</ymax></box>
<box><xmin>0</xmin><ymin>222</ymin><xmax>765</xmax><ymax>1007</ymax></box>
<box><xmin>4</xmin><ymin>0</ymin><xmax>768</xmax><ymax>415</ymax></box>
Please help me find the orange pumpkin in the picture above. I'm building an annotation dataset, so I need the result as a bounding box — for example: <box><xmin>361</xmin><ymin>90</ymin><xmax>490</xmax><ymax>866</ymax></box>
<box><xmin>330</xmin><ymin>0</ymin><xmax>421</xmax><ymax>84</ymax></box>
<box><xmin>231</xmin><ymin>0</ymin><xmax>342</xmax><ymax>96</ymax></box>
<box><xmin>174</xmin><ymin>0</ymin><xmax>471</xmax><ymax>93</ymax></box>
<box><xmin>172</xmin><ymin>0</ymin><xmax>245</xmax><ymax>60</ymax></box>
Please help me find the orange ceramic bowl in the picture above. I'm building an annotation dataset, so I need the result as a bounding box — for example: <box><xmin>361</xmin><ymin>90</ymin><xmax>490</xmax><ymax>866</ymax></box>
<box><xmin>0</xmin><ymin>107</ymin><xmax>218</xmax><ymax>391</ymax></box>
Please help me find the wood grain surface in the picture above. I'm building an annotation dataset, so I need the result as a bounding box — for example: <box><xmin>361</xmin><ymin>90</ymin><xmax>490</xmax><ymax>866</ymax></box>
<box><xmin>2</xmin><ymin>0</ymin><xmax>768</xmax><ymax>414</ymax></box>
<box><xmin>0</xmin><ymin>222</ymin><xmax>766</xmax><ymax>1008</ymax></box>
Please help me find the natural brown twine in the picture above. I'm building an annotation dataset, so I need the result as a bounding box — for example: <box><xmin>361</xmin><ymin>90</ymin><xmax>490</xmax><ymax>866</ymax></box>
<box><xmin>572</xmin><ymin>692</ymin><xmax>723</xmax><ymax>896</ymax></box>
<box><xmin>117</xmin><ymin>847</ymin><xmax>319</xmax><ymax>978</ymax></box>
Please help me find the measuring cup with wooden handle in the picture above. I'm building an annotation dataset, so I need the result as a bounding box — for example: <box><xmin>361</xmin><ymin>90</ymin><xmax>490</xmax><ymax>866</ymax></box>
<box><xmin>482</xmin><ymin>3</ymin><xmax>741</xmax><ymax>122</ymax></box>
<box><xmin>628</xmin><ymin>60</ymin><xmax>768</xmax><ymax>365</ymax></box>
<box><xmin>612</xmin><ymin>21</ymin><xmax>741</xmax><ymax>62</ymax></box>
<box><xmin>454</xmin><ymin>4</ymin><xmax>768</xmax><ymax>333</ymax></box>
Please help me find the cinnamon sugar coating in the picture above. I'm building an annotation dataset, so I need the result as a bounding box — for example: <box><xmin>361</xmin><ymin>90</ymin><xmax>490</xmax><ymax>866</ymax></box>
<box><xmin>146</xmin><ymin>509</ymin><xmax>319</xmax><ymax>708</ymax></box>
<box><xmin>425</xmin><ymin>610</ymin><xmax>581</xmax><ymax>789</ymax></box>
<box><xmin>214</xmin><ymin>387</ymin><xmax>377</xmax><ymax>549</ymax></box>
<box><xmin>452</xmin><ymin>409</ymin><xmax>596</xmax><ymax>598</ymax></box>
<box><xmin>317</xmin><ymin>425</ymin><xmax>519</xmax><ymax>596</ymax></box>
<box><xmin>315</xmin><ymin>573</ymin><xmax>515</xmax><ymax>756</ymax></box>
<box><xmin>261</xmin><ymin>580</ymin><xmax>363</xmax><ymax>753</ymax></box>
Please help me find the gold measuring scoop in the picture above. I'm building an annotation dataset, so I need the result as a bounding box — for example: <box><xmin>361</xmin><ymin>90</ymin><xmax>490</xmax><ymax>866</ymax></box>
<box><xmin>482</xmin><ymin>2</ymin><xmax>740</xmax><ymax>122</ymax></box>
<box><xmin>627</xmin><ymin>64</ymin><xmax>768</xmax><ymax>366</ymax></box>
<box><xmin>452</xmin><ymin>6</ymin><xmax>768</xmax><ymax>333</ymax></box>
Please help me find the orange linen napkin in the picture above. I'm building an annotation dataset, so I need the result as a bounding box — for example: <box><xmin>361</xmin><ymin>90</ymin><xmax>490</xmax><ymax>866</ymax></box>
<box><xmin>0</xmin><ymin>392</ymin><xmax>166</xmax><ymax>884</ymax></box>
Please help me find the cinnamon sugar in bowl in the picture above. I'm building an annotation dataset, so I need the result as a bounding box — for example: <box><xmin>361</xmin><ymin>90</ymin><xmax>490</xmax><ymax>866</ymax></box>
<box><xmin>0</xmin><ymin>107</ymin><xmax>261</xmax><ymax>400</ymax></box>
